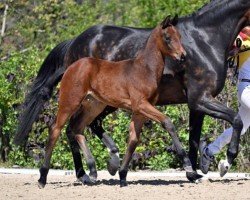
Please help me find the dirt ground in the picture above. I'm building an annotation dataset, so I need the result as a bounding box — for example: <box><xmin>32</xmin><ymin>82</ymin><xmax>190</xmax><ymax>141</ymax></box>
<box><xmin>0</xmin><ymin>170</ymin><xmax>249</xmax><ymax>200</ymax></box>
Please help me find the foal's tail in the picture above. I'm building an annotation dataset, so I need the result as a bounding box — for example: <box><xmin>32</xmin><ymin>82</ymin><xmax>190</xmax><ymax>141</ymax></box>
<box><xmin>14</xmin><ymin>40</ymin><xmax>72</xmax><ymax>145</ymax></box>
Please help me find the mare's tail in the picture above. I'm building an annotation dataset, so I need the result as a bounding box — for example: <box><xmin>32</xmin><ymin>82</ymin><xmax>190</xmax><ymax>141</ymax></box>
<box><xmin>14</xmin><ymin>40</ymin><xmax>72</xmax><ymax>145</ymax></box>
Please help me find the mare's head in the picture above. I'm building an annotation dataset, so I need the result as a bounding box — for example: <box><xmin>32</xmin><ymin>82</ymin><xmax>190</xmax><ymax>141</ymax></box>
<box><xmin>156</xmin><ymin>15</ymin><xmax>186</xmax><ymax>63</ymax></box>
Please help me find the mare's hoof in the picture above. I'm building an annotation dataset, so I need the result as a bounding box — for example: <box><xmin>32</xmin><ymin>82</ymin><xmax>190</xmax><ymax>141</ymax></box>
<box><xmin>78</xmin><ymin>174</ymin><xmax>94</xmax><ymax>185</ymax></box>
<box><xmin>107</xmin><ymin>153</ymin><xmax>120</xmax><ymax>176</ymax></box>
<box><xmin>186</xmin><ymin>171</ymin><xmax>203</xmax><ymax>183</ymax></box>
<box><xmin>120</xmin><ymin>180</ymin><xmax>128</xmax><ymax>187</ymax></box>
<box><xmin>218</xmin><ymin>159</ymin><xmax>231</xmax><ymax>177</ymax></box>
<box><xmin>38</xmin><ymin>180</ymin><xmax>46</xmax><ymax>189</ymax></box>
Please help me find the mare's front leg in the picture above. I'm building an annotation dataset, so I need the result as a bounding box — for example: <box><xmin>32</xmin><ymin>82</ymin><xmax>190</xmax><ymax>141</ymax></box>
<box><xmin>187</xmin><ymin>110</ymin><xmax>204</xmax><ymax>182</ymax></box>
<box><xmin>89</xmin><ymin>106</ymin><xmax>120</xmax><ymax>175</ymax></box>
<box><xmin>119</xmin><ymin>114</ymin><xmax>146</xmax><ymax>187</ymax></box>
<box><xmin>189</xmin><ymin>95</ymin><xmax>243</xmax><ymax>173</ymax></box>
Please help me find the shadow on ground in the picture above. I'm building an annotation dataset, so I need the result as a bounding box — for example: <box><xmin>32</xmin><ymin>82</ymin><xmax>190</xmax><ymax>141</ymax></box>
<box><xmin>46</xmin><ymin>178</ymin><xmax>249</xmax><ymax>188</ymax></box>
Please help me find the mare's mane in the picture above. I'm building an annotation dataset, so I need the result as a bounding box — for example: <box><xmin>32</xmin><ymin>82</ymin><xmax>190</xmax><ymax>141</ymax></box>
<box><xmin>189</xmin><ymin>0</ymin><xmax>240</xmax><ymax>26</ymax></box>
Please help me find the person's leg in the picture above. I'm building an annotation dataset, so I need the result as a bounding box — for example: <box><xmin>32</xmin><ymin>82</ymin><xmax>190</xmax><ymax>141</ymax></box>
<box><xmin>207</xmin><ymin>127</ymin><xmax>233</xmax><ymax>155</ymax></box>
<box><xmin>218</xmin><ymin>85</ymin><xmax>250</xmax><ymax>176</ymax></box>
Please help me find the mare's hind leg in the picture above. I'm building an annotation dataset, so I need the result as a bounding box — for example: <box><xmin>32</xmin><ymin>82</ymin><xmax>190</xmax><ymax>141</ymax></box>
<box><xmin>89</xmin><ymin>106</ymin><xmax>120</xmax><ymax>175</ymax></box>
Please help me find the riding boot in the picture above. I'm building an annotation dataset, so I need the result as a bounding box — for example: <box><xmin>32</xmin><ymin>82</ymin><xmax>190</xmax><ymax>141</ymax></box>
<box><xmin>199</xmin><ymin>140</ymin><xmax>214</xmax><ymax>174</ymax></box>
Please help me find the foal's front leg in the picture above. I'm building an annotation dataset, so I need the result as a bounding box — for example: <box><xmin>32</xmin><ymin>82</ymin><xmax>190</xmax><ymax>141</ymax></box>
<box><xmin>119</xmin><ymin>101</ymin><xmax>194</xmax><ymax>187</ymax></box>
<box><xmin>138</xmin><ymin>101</ymin><xmax>193</xmax><ymax>172</ymax></box>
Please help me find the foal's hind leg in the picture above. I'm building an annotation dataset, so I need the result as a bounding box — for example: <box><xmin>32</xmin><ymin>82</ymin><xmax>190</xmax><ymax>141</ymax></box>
<box><xmin>119</xmin><ymin>114</ymin><xmax>146</xmax><ymax>187</ymax></box>
<box><xmin>38</xmin><ymin>110</ymin><xmax>71</xmax><ymax>188</ymax></box>
<box><xmin>38</xmin><ymin>81</ymin><xmax>88</xmax><ymax>188</ymax></box>
<box><xmin>67</xmin><ymin>98</ymin><xmax>109</xmax><ymax>183</ymax></box>
<box><xmin>67</xmin><ymin>110</ymin><xmax>97</xmax><ymax>184</ymax></box>
<box><xmin>74</xmin><ymin>134</ymin><xmax>96</xmax><ymax>182</ymax></box>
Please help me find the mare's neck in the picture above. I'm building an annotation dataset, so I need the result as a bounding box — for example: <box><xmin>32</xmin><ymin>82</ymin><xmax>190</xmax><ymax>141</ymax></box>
<box><xmin>135</xmin><ymin>27</ymin><xmax>165</xmax><ymax>78</ymax></box>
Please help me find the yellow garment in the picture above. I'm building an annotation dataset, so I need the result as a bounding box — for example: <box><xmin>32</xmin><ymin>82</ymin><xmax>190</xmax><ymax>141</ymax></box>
<box><xmin>238</xmin><ymin>38</ymin><xmax>250</xmax><ymax>67</ymax></box>
<box><xmin>238</xmin><ymin>50</ymin><xmax>250</xmax><ymax>67</ymax></box>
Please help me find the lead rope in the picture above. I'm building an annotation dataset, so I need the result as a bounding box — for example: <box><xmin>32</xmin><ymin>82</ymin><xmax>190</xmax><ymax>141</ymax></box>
<box><xmin>233</xmin><ymin>54</ymin><xmax>239</xmax><ymax>85</ymax></box>
<box><xmin>227</xmin><ymin>54</ymin><xmax>239</xmax><ymax>85</ymax></box>
<box><xmin>228</xmin><ymin>38</ymin><xmax>243</xmax><ymax>85</ymax></box>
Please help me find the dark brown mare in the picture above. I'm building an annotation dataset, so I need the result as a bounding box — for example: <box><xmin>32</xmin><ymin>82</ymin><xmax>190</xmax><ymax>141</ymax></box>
<box><xmin>15</xmin><ymin>0</ymin><xmax>250</xmax><ymax>185</ymax></box>
<box><xmin>37</xmin><ymin>16</ymin><xmax>189</xmax><ymax>188</ymax></box>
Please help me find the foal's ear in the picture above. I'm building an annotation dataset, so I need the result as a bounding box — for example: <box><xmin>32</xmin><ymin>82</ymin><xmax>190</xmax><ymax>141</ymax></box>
<box><xmin>161</xmin><ymin>15</ymin><xmax>171</xmax><ymax>29</ymax></box>
<box><xmin>171</xmin><ymin>14</ymin><xmax>179</xmax><ymax>26</ymax></box>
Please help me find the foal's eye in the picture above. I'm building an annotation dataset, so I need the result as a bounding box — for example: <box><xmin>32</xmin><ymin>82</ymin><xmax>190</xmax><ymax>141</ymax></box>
<box><xmin>165</xmin><ymin>36</ymin><xmax>171</xmax><ymax>43</ymax></box>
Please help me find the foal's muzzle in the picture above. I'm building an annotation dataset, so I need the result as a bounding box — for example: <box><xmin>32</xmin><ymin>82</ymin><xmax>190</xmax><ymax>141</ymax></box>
<box><xmin>180</xmin><ymin>53</ymin><xmax>186</xmax><ymax>63</ymax></box>
<box><xmin>177</xmin><ymin>53</ymin><xmax>186</xmax><ymax>64</ymax></box>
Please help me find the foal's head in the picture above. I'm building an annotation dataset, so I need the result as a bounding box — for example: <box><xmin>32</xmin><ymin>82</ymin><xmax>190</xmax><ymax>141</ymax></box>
<box><xmin>156</xmin><ymin>15</ymin><xmax>186</xmax><ymax>63</ymax></box>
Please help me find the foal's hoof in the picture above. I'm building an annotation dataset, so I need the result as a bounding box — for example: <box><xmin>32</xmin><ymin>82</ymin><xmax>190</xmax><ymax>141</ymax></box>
<box><xmin>107</xmin><ymin>153</ymin><xmax>120</xmax><ymax>176</ymax></box>
<box><xmin>78</xmin><ymin>174</ymin><xmax>94</xmax><ymax>185</ymax></box>
<box><xmin>186</xmin><ymin>171</ymin><xmax>203</xmax><ymax>183</ymax></box>
<box><xmin>38</xmin><ymin>180</ymin><xmax>46</xmax><ymax>189</ymax></box>
<box><xmin>120</xmin><ymin>180</ymin><xmax>128</xmax><ymax>187</ymax></box>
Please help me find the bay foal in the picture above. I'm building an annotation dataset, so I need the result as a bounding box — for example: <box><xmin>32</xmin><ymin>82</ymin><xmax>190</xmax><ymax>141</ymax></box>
<box><xmin>38</xmin><ymin>16</ymin><xmax>189</xmax><ymax>188</ymax></box>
